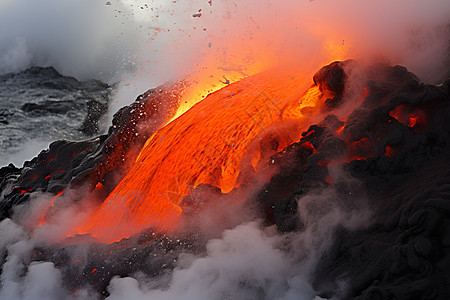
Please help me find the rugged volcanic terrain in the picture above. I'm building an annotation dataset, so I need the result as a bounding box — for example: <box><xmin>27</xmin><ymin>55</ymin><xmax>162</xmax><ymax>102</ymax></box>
<box><xmin>1</xmin><ymin>60</ymin><xmax>449</xmax><ymax>299</ymax></box>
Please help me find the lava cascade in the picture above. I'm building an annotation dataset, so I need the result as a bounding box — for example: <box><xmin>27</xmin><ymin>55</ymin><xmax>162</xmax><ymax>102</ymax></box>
<box><xmin>73</xmin><ymin>69</ymin><xmax>328</xmax><ymax>242</ymax></box>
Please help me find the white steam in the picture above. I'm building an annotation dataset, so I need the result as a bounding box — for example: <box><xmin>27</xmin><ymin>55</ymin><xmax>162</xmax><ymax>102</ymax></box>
<box><xmin>107</xmin><ymin>222</ymin><xmax>316</xmax><ymax>300</ymax></box>
<box><xmin>0</xmin><ymin>219</ymin><xmax>96</xmax><ymax>300</ymax></box>
<box><xmin>0</xmin><ymin>140</ymin><xmax>51</xmax><ymax>167</ymax></box>
<box><xmin>0</xmin><ymin>167</ymin><xmax>370</xmax><ymax>299</ymax></box>
<box><xmin>0</xmin><ymin>0</ymin><xmax>139</xmax><ymax>82</ymax></box>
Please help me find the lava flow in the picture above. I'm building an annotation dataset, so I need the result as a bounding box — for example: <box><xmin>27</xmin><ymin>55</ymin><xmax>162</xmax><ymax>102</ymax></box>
<box><xmin>72</xmin><ymin>68</ymin><xmax>327</xmax><ymax>242</ymax></box>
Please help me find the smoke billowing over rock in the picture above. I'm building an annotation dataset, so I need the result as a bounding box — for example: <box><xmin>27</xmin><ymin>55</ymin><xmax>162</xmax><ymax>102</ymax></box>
<box><xmin>0</xmin><ymin>60</ymin><xmax>449</xmax><ymax>299</ymax></box>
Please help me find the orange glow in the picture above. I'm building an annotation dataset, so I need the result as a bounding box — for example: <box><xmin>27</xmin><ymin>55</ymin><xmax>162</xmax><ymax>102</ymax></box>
<box><xmin>58</xmin><ymin>3</ymin><xmax>358</xmax><ymax>242</ymax></box>
<box><xmin>70</xmin><ymin>67</ymin><xmax>329</xmax><ymax>243</ymax></box>
<box><xmin>95</xmin><ymin>182</ymin><xmax>104</xmax><ymax>191</ymax></box>
<box><xmin>170</xmin><ymin>43</ymin><xmax>274</xmax><ymax>122</ymax></box>
<box><xmin>302</xmin><ymin>141</ymin><xmax>318</xmax><ymax>153</ymax></box>
<box><xmin>409</xmin><ymin>116</ymin><xmax>419</xmax><ymax>127</ymax></box>
<box><xmin>335</xmin><ymin>124</ymin><xmax>346</xmax><ymax>135</ymax></box>
<box><xmin>38</xmin><ymin>191</ymin><xmax>65</xmax><ymax>226</ymax></box>
<box><xmin>390</xmin><ymin>106</ymin><xmax>427</xmax><ymax>132</ymax></box>
<box><xmin>385</xmin><ymin>146</ymin><xmax>395</xmax><ymax>158</ymax></box>
<box><xmin>389</xmin><ymin>105</ymin><xmax>404</xmax><ymax>121</ymax></box>
<box><xmin>323</xmin><ymin>39</ymin><xmax>352</xmax><ymax>62</ymax></box>
<box><xmin>347</xmin><ymin>137</ymin><xmax>374</xmax><ymax>161</ymax></box>
<box><xmin>363</xmin><ymin>88</ymin><xmax>369</xmax><ymax>99</ymax></box>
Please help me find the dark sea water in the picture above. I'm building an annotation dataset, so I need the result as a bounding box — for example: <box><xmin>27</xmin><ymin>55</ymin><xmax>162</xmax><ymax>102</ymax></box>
<box><xmin>0</xmin><ymin>67</ymin><xmax>112</xmax><ymax>166</ymax></box>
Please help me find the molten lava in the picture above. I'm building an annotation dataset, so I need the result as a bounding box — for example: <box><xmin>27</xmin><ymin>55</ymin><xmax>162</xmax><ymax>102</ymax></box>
<box><xmin>38</xmin><ymin>191</ymin><xmax>65</xmax><ymax>226</ymax></box>
<box><xmin>73</xmin><ymin>69</ymin><xmax>327</xmax><ymax>242</ymax></box>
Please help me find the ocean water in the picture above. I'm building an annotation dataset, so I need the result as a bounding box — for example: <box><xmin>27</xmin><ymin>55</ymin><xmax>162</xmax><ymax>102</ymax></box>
<box><xmin>0</xmin><ymin>67</ymin><xmax>112</xmax><ymax>167</ymax></box>
<box><xmin>0</xmin><ymin>0</ymin><xmax>138</xmax><ymax>167</ymax></box>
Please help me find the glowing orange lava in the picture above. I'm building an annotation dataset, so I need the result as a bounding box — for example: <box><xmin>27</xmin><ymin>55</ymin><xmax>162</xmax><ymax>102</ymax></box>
<box><xmin>39</xmin><ymin>191</ymin><xmax>65</xmax><ymax>226</ymax></box>
<box><xmin>71</xmin><ymin>68</ymin><xmax>328</xmax><ymax>242</ymax></box>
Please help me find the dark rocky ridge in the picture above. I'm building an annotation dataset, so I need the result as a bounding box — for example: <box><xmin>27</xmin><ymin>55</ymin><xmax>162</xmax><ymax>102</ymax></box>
<box><xmin>253</xmin><ymin>63</ymin><xmax>450</xmax><ymax>299</ymax></box>
<box><xmin>0</xmin><ymin>80</ymin><xmax>183</xmax><ymax>219</ymax></box>
<box><xmin>264</xmin><ymin>64</ymin><xmax>450</xmax><ymax>299</ymax></box>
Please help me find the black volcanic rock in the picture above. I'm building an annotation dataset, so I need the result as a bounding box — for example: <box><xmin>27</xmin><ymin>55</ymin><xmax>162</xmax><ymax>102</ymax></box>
<box><xmin>313</xmin><ymin>60</ymin><xmax>356</xmax><ymax>110</ymax></box>
<box><xmin>0</xmin><ymin>81</ymin><xmax>184</xmax><ymax>219</ymax></box>
<box><xmin>313</xmin><ymin>152</ymin><xmax>450</xmax><ymax>300</ymax></box>
<box><xmin>252</xmin><ymin>62</ymin><xmax>450</xmax><ymax>299</ymax></box>
<box><xmin>29</xmin><ymin>230</ymin><xmax>203</xmax><ymax>297</ymax></box>
<box><xmin>79</xmin><ymin>98</ymin><xmax>108</xmax><ymax>135</ymax></box>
